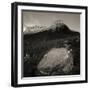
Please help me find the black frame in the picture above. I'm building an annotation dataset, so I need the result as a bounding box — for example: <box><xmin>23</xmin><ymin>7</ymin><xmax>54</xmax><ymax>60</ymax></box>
<box><xmin>11</xmin><ymin>2</ymin><xmax>88</xmax><ymax>87</ymax></box>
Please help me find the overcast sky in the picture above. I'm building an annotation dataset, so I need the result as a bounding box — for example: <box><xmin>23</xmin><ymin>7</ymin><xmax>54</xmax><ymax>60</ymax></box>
<box><xmin>22</xmin><ymin>10</ymin><xmax>80</xmax><ymax>32</ymax></box>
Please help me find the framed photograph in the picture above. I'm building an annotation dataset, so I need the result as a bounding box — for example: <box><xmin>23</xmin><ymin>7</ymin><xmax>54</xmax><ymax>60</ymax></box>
<box><xmin>11</xmin><ymin>2</ymin><xmax>88</xmax><ymax>87</ymax></box>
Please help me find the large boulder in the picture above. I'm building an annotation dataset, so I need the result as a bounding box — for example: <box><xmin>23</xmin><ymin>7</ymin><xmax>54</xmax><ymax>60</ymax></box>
<box><xmin>37</xmin><ymin>48</ymin><xmax>73</xmax><ymax>76</ymax></box>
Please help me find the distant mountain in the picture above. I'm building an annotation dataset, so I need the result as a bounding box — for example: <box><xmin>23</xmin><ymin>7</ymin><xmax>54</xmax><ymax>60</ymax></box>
<box><xmin>24</xmin><ymin>25</ymin><xmax>48</xmax><ymax>34</ymax></box>
<box><xmin>24</xmin><ymin>23</ymin><xmax>79</xmax><ymax>41</ymax></box>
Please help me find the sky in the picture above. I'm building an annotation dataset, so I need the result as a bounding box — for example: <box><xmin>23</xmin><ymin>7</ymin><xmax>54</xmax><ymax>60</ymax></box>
<box><xmin>22</xmin><ymin>10</ymin><xmax>80</xmax><ymax>32</ymax></box>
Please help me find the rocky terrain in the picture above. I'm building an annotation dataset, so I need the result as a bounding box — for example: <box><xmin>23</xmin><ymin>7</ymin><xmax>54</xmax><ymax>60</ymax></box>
<box><xmin>23</xmin><ymin>22</ymin><xmax>80</xmax><ymax>77</ymax></box>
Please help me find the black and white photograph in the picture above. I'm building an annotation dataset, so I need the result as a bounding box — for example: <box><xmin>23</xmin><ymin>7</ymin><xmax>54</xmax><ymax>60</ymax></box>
<box><xmin>11</xmin><ymin>2</ymin><xmax>88</xmax><ymax>87</ymax></box>
<box><xmin>23</xmin><ymin>11</ymin><xmax>80</xmax><ymax>77</ymax></box>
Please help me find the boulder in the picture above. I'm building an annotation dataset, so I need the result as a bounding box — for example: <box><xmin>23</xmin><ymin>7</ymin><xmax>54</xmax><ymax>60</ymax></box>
<box><xmin>37</xmin><ymin>48</ymin><xmax>73</xmax><ymax>76</ymax></box>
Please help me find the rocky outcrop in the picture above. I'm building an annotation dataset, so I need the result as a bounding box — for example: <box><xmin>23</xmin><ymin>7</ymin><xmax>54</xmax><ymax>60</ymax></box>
<box><xmin>37</xmin><ymin>48</ymin><xmax>73</xmax><ymax>75</ymax></box>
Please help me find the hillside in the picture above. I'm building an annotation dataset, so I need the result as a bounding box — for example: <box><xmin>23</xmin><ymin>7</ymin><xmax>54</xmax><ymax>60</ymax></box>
<box><xmin>23</xmin><ymin>23</ymin><xmax>80</xmax><ymax>77</ymax></box>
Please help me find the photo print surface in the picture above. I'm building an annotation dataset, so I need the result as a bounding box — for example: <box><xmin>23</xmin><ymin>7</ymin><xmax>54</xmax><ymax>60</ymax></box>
<box><xmin>22</xmin><ymin>10</ymin><xmax>80</xmax><ymax>77</ymax></box>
